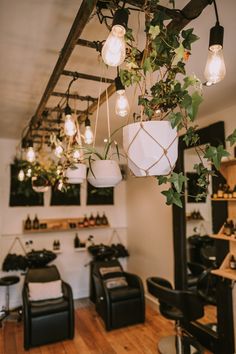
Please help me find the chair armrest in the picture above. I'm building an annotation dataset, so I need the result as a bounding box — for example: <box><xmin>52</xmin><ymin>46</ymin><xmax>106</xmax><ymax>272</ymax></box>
<box><xmin>124</xmin><ymin>272</ymin><xmax>144</xmax><ymax>289</ymax></box>
<box><xmin>62</xmin><ymin>281</ymin><xmax>73</xmax><ymax>299</ymax></box>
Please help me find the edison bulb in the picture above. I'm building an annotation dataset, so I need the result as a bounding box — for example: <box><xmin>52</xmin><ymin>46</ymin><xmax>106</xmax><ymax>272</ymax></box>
<box><xmin>26</xmin><ymin>168</ymin><xmax>32</xmax><ymax>177</ymax></box>
<box><xmin>84</xmin><ymin>126</ymin><xmax>94</xmax><ymax>145</ymax></box>
<box><xmin>204</xmin><ymin>45</ymin><xmax>226</xmax><ymax>85</ymax></box>
<box><xmin>54</xmin><ymin>145</ymin><xmax>63</xmax><ymax>158</ymax></box>
<box><xmin>18</xmin><ymin>169</ymin><xmax>25</xmax><ymax>181</ymax></box>
<box><xmin>26</xmin><ymin>147</ymin><xmax>36</xmax><ymax>163</ymax></box>
<box><xmin>102</xmin><ymin>25</ymin><xmax>126</xmax><ymax>67</ymax></box>
<box><xmin>115</xmin><ymin>90</ymin><xmax>130</xmax><ymax>117</ymax></box>
<box><xmin>64</xmin><ymin>116</ymin><xmax>76</xmax><ymax>137</ymax></box>
<box><xmin>72</xmin><ymin>149</ymin><xmax>81</xmax><ymax>160</ymax></box>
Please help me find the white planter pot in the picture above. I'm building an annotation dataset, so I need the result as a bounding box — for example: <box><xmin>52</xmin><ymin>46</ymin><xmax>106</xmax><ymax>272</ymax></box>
<box><xmin>87</xmin><ymin>160</ymin><xmax>122</xmax><ymax>188</ymax></box>
<box><xmin>123</xmin><ymin>121</ymin><xmax>178</xmax><ymax>176</ymax></box>
<box><xmin>65</xmin><ymin>163</ymin><xmax>87</xmax><ymax>184</ymax></box>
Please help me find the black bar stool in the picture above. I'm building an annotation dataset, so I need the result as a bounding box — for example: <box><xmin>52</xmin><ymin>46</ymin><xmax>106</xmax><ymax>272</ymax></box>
<box><xmin>0</xmin><ymin>275</ymin><xmax>21</xmax><ymax>326</ymax></box>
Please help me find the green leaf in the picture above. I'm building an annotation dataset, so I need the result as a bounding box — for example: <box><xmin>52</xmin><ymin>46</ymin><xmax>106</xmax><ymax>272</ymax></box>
<box><xmin>156</xmin><ymin>175</ymin><xmax>168</xmax><ymax>185</ymax></box>
<box><xmin>143</xmin><ymin>57</ymin><xmax>153</xmax><ymax>74</ymax></box>
<box><xmin>186</xmin><ymin>91</ymin><xmax>203</xmax><ymax>121</ymax></box>
<box><xmin>182</xmin><ymin>28</ymin><xmax>199</xmax><ymax>50</ymax></box>
<box><xmin>169</xmin><ymin>112</ymin><xmax>183</xmax><ymax>130</ymax></box>
<box><xmin>183</xmin><ymin>127</ymin><xmax>199</xmax><ymax>147</ymax></box>
<box><xmin>204</xmin><ymin>145</ymin><xmax>230</xmax><ymax>169</ymax></box>
<box><xmin>169</xmin><ymin>172</ymin><xmax>187</xmax><ymax>193</ymax></box>
<box><xmin>162</xmin><ymin>189</ymin><xmax>183</xmax><ymax>207</ymax></box>
<box><xmin>181</xmin><ymin>94</ymin><xmax>192</xmax><ymax>109</ymax></box>
<box><xmin>226</xmin><ymin>129</ymin><xmax>236</xmax><ymax>146</ymax></box>
<box><xmin>172</xmin><ymin>44</ymin><xmax>185</xmax><ymax>66</ymax></box>
<box><xmin>149</xmin><ymin>25</ymin><xmax>160</xmax><ymax>40</ymax></box>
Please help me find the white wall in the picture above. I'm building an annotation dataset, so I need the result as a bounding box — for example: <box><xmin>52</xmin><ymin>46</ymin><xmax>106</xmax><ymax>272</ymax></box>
<box><xmin>0</xmin><ymin>138</ymin><xmax>127</xmax><ymax>308</ymax></box>
<box><xmin>126</xmin><ymin>176</ymin><xmax>174</xmax><ymax>290</ymax></box>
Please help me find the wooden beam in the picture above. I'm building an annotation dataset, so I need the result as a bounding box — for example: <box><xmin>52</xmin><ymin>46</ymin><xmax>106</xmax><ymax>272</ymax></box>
<box><xmin>45</xmin><ymin>107</ymin><xmax>84</xmax><ymax>115</ymax></box>
<box><xmin>77</xmin><ymin>38</ymin><xmax>100</xmax><ymax>49</ymax></box>
<box><xmin>25</xmin><ymin>0</ymin><xmax>98</xmax><ymax>136</ymax></box>
<box><xmin>51</xmin><ymin>92</ymin><xmax>97</xmax><ymax>102</ymax></box>
<box><xmin>78</xmin><ymin>83</ymin><xmax>116</xmax><ymax>123</ymax></box>
<box><xmin>62</xmin><ymin>70</ymin><xmax>114</xmax><ymax>84</ymax></box>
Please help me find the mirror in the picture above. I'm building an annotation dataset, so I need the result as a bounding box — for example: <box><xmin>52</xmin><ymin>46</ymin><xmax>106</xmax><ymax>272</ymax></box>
<box><xmin>172</xmin><ymin>121</ymin><xmax>234</xmax><ymax>353</ymax></box>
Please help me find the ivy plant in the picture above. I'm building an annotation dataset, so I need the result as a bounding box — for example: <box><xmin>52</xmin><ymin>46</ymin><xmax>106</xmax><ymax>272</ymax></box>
<box><xmin>119</xmin><ymin>1</ymin><xmax>230</xmax><ymax>207</ymax></box>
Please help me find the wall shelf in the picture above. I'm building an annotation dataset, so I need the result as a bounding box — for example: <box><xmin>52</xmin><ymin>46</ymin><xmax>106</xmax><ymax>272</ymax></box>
<box><xmin>221</xmin><ymin>158</ymin><xmax>236</xmax><ymax>168</ymax></box>
<box><xmin>211</xmin><ymin>253</ymin><xmax>236</xmax><ymax>281</ymax></box>
<box><xmin>211</xmin><ymin>198</ymin><xmax>236</xmax><ymax>202</ymax></box>
<box><xmin>23</xmin><ymin>217</ymin><xmax>110</xmax><ymax>234</ymax></box>
<box><xmin>210</xmin><ymin>234</ymin><xmax>236</xmax><ymax>242</ymax></box>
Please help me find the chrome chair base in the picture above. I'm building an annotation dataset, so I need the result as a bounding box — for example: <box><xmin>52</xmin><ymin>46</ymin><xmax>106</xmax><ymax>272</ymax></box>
<box><xmin>158</xmin><ymin>335</ymin><xmax>204</xmax><ymax>354</ymax></box>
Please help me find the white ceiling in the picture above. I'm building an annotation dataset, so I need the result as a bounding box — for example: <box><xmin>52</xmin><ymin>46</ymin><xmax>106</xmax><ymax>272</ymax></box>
<box><xmin>0</xmin><ymin>0</ymin><xmax>235</xmax><ymax>143</ymax></box>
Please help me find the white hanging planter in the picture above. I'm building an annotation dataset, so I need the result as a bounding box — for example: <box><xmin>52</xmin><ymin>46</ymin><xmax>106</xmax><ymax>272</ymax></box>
<box><xmin>87</xmin><ymin>160</ymin><xmax>122</xmax><ymax>188</ymax></box>
<box><xmin>123</xmin><ymin>121</ymin><xmax>178</xmax><ymax>176</ymax></box>
<box><xmin>65</xmin><ymin>163</ymin><xmax>87</xmax><ymax>184</ymax></box>
<box><xmin>32</xmin><ymin>177</ymin><xmax>50</xmax><ymax>193</ymax></box>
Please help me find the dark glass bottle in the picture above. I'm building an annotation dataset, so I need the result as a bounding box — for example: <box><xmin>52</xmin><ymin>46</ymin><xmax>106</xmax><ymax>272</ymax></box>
<box><xmin>217</xmin><ymin>184</ymin><xmax>223</xmax><ymax>198</ymax></box>
<box><xmin>89</xmin><ymin>213</ymin><xmax>95</xmax><ymax>227</ymax></box>
<box><xmin>229</xmin><ymin>255</ymin><xmax>236</xmax><ymax>269</ymax></box>
<box><xmin>25</xmin><ymin>215</ymin><xmax>32</xmax><ymax>230</ymax></box>
<box><xmin>33</xmin><ymin>215</ymin><xmax>39</xmax><ymax>229</ymax></box>
<box><xmin>74</xmin><ymin>233</ymin><xmax>80</xmax><ymax>248</ymax></box>
<box><xmin>95</xmin><ymin>212</ymin><xmax>101</xmax><ymax>226</ymax></box>
<box><xmin>101</xmin><ymin>212</ymin><xmax>108</xmax><ymax>225</ymax></box>
<box><xmin>83</xmin><ymin>215</ymin><xmax>89</xmax><ymax>228</ymax></box>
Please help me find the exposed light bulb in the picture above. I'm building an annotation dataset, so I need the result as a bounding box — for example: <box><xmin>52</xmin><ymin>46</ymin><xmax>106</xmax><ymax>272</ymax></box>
<box><xmin>58</xmin><ymin>179</ymin><xmax>63</xmax><ymax>191</ymax></box>
<box><xmin>204</xmin><ymin>46</ymin><xmax>226</xmax><ymax>85</ymax></box>
<box><xmin>72</xmin><ymin>149</ymin><xmax>81</xmax><ymax>160</ymax></box>
<box><xmin>115</xmin><ymin>90</ymin><xmax>130</xmax><ymax>117</ymax></box>
<box><xmin>54</xmin><ymin>144</ymin><xmax>63</xmax><ymax>158</ymax></box>
<box><xmin>64</xmin><ymin>116</ymin><xmax>76</xmax><ymax>137</ymax></box>
<box><xmin>84</xmin><ymin>126</ymin><xmax>94</xmax><ymax>145</ymax></box>
<box><xmin>26</xmin><ymin>147</ymin><xmax>36</xmax><ymax>163</ymax></box>
<box><xmin>18</xmin><ymin>169</ymin><xmax>25</xmax><ymax>181</ymax></box>
<box><xmin>102</xmin><ymin>26</ymin><xmax>126</xmax><ymax>67</ymax></box>
<box><xmin>26</xmin><ymin>168</ymin><xmax>32</xmax><ymax>177</ymax></box>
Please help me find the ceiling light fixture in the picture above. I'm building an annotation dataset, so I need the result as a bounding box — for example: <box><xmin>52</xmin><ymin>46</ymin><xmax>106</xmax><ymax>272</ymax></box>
<box><xmin>204</xmin><ymin>0</ymin><xmax>226</xmax><ymax>85</ymax></box>
<box><xmin>115</xmin><ymin>71</ymin><xmax>130</xmax><ymax>117</ymax></box>
<box><xmin>18</xmin><ymin>169</ymin><xmax>25</xmax><ymax>182</ymax></box>
<box><xmin>102</xmin><ymin>8</ymin><xmax>128</xmax><ymax>67</ymax></box>
<box><xmin>26</xmin><ymin>140</ymin><xmax>36</xmax><ymax>163</ymax></box>
<box><xmin>84</xmin><ymin>100</ymin><xmax>94</xmax><ymax>145</ymax></box>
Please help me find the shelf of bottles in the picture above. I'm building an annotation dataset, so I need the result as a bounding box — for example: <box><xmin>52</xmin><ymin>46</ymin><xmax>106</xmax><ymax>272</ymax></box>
<box><xmin>23</xmin><ymin>213</ymin><xmax>109</xmax><ymax>234</ymax></box>
<box><xmin>211</xmin><ymin>253</ymin><xmax>236</xmax><ymax>281</ymax></box>
<box><xmin>211</xmin><ymin>183</ymin><xmax>236</xmax><ymax>201</ymax></box>
<box><xmin>210</xmin><ymin>219</ymin><xmax>236</xmax><ymax>241</ymax></box>
<box><xmin>186</xmin><ymin>210</ymin><xmax>204</xmax><ymax>222</ymax></box>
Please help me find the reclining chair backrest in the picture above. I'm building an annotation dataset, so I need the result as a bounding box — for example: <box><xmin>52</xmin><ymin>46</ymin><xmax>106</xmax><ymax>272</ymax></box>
<box><xmin>25</xmin><ymin>265</ymin><xmax>60</xmax><ymax>283</ymax></box>
<box><xmin>147</xmin><ymin>277</ymin><xmax>204</xmax><ymax>322</ymax></box>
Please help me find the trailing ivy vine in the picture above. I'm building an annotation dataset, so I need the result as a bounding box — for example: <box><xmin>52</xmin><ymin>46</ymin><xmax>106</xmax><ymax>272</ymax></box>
<box><xmin>120</xmin><ymin>1</ymin><xmax>231</xmax><ymax>207</ymax></box>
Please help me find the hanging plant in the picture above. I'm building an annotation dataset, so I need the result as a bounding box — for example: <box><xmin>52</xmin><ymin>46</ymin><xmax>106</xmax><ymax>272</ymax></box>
<box><xmin>119</xmin><ymin>3</ymin><xmax>229</xmax><ymax>207</ymax></box>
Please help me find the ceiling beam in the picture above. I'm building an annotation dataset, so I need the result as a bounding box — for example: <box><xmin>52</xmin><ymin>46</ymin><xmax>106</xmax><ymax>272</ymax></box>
<box><xmin>45</xmin><ymin>107</ymin><xmax>84</xmax><ymax>115</ymax></box>
<box><xmin>51</xmin><ymin>92</ymin><xmax>97</xmax><ymax>102</ymax></box>
<box><xmin>62</xmin><ymin>70</ymin><xmax>114</xmax><ymax>84</ymax></box>
<box><xmin>24</xmin><ymin>0</ymin><xmax>98</xmax><ymax>139</ymax></box>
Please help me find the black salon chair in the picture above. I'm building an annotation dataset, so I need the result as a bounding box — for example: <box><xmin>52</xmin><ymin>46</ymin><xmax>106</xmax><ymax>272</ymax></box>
<box><xmin>93</xmin><ymin>259</ymin><xmax>145</xmax><ymax>330</ymax></box>
<box><xmin>22</xmin><ymin>265</ymin><xmax>74</xmax><ymax>350</ymax></box>
<box><xmin>187</xmin><ymin>262</ymin><xmax>206</xmax><ymax>290</ymax></box>
<box><xmin>147</xmin><ymin>277</ymin><xmax>204</xmax><ymax>354</ymax></box>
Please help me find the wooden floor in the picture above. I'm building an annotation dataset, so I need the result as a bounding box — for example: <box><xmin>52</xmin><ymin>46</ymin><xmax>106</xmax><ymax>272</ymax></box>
<box><xmin>0</xmin><ymin>299</ymin><xmax>214</xmax><ymax>354</ymax></box>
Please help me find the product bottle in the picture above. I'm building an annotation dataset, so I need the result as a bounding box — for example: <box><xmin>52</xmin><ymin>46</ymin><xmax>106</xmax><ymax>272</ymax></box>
<box><xmin>74</xmin><ymin>233</ymin><xmax>80</xmax><ymax>248</ymax></box>
<box><xmin>101</xmin><ymin>212</ymin><xmax>108</xmax><ymax>225</ymax></box>
<box><xmin>25</xmin><ymin>215</ymin><xmax>32</xmax><ymax>230</ymax></box>
<box><xmin>224</xmin><ymin>220</ymin><xmax>232</xmax><ymax>236</ymax></box>
<box><xmin>233</xmin><ymin>185</ymin><xmax>236</xmax><ymax>199</ymax></box>
<box><xmin>217</xmin><ymin>184</ymin><xmax>224</xmax><ymax>198</ymax></box>
<box><xmin>33</xmin><ymin>215</ymin><xmax>40</xmax><ymax>229</ymax></box>
<box><xmin>89</xmin><ymin>213</ymin><xmax>95</xmax><ymax>227</ymax></box>
<box><xmin>95</xmin><ymin>212</ymin><xmax>101</xmax><ymax>226</ymax></box>
<box><xmin>229</xmin><ymin>255</ymin><xmax>236</xmax><ymax>270</ymax></box>
<box><xmin>83</xmin><ymin>215</ymin><xmax>89</xmax><ymax>228</ymax></box>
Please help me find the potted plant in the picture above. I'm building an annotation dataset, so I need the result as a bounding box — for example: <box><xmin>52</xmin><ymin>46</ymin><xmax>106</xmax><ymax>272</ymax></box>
<box><xmin>65</xmin><ymin>162</ymin><xmax>87</xmax><ymax>184</ymax></box>
<box><xmin>87</xmin><ymin>139</ymin><xmax>122</xmax><ymax>188</ymax></box>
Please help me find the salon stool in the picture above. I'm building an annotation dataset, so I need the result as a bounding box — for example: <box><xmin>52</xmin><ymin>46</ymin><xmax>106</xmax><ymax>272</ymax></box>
<box><xmin>0</xmin><ymin>275</ymin><xmax>21</xmax><ymax>326</ymax></box>
<box><xmin>147</xmin><ymin>277</ymin><xmax>204</xmax><ymax>354</ymax></box>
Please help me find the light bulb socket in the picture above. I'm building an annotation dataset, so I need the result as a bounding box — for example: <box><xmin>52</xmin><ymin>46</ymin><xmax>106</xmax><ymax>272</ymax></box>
<box><xmin>85</xmin><ymin>118</ymin><xmax>91</xmax><ymax>127</ymax></box>
<box><xmin>112</xmin><ymin>8</ymin><xmax>128</xmax><ymax>30</ymax></box>
<box><xmin>64</xmin><ymin>104</ymin><xmax>72</xmax><ymax>116</ymax></box>
<box><xmin>21</xmin><ymin>138</ymin><xmax>28</xmax><ymax>149</ymax></box>
<box><xmin>115</xmin><ymin>76</ymin><xmax>125</xmax><ymax>91</ymax></box>
<box><xmin>209</xmin><ymin>23</ymin><xmax>224</xmax><ymax>49</ymax></box>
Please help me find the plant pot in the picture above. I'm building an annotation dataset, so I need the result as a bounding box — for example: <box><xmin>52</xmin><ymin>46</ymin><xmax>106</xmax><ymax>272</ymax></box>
<box><xmin>65</xmin><ymin>163</ymin><xmax>87</xmax><ymax>184</ymax></box>
<box><xmin>123</xmin><ymin>121</ymin><xmax>178</xmax><ymax>176</ymax></box>
<box><xmin>32</xmin><ymin>177</ymin><xmax>50</xmax><ymax>193</ymax></box>
<box><xmin>87</xmin><ymin>160</ymin><xmax>122</xmax><ymax>188</ymax></box>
